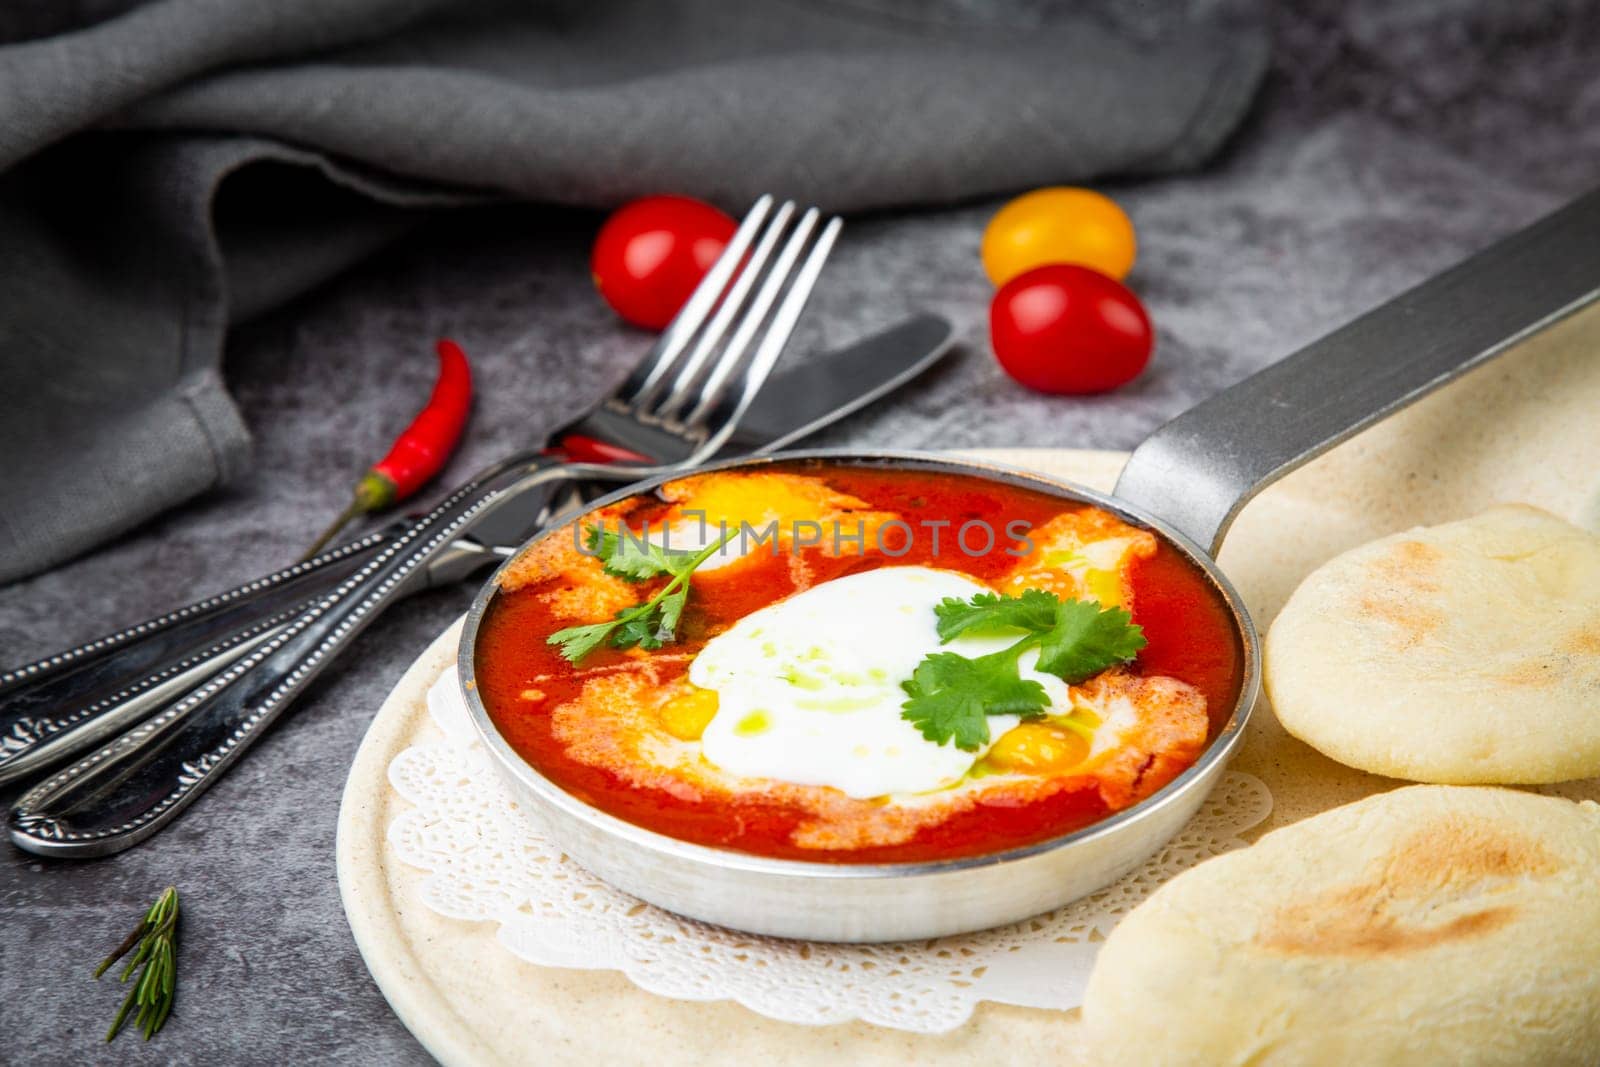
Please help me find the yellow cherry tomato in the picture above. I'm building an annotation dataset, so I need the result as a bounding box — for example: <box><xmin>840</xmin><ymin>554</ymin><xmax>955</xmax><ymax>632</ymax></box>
<box><xmin>981</xmin><ymin>187</ymin><xmax>1137</xmax><ymax>286</ymax></box>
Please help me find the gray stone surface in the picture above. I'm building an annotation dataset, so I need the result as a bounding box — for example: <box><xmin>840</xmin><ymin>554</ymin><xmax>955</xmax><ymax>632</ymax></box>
<box><xmin>2</xmin><ymin>2</ymin><xmax>1598</xmax><ymax>1063</ymax></box>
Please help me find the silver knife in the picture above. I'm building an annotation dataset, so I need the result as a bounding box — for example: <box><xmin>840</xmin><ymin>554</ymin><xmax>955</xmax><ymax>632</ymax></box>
<box><xmin>732</xmin><ymin>311</ymin><xmax>953</xmax><ymax>454</ymax></box>
<box><xmin>0</xmin><ymin>313</ymin><xmax>953</xmax><ymax>789</ymax></box>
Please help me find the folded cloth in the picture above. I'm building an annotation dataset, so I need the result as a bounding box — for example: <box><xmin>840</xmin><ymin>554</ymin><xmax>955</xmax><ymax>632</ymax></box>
<box><xmin>0</xmin><ymin>0</ymin><xmax>1267</xmax><ymax>583</ymax></box>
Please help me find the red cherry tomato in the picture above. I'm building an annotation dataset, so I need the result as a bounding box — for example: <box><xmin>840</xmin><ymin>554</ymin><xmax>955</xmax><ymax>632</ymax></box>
<box><xmin>591</xmin><ymin>195</ymin><xmax>737</xmax><ymax>330</ymax></box>
<box><xmin>989</xmin><ymin>264</ymin><xmax>1153</xmax><ymax>394</ymax></box>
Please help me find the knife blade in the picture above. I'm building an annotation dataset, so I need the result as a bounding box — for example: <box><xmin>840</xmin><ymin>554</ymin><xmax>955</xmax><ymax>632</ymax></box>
<box><xmin>734</xmin><ymin>311</ymin><xmax>953</xmax><ymax>455</ymax></box>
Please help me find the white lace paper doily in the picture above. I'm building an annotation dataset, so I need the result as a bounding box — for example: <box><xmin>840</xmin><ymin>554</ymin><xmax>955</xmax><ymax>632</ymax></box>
<box><xmin>387</xmin><ymin>666</ymin><xmax>1271</xmax><ymax>1035</ymax></box>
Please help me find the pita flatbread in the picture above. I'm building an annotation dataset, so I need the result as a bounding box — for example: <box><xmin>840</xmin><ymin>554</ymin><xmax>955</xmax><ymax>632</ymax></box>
<box><xmin>1264</xmin><ymin>504</ymin><xmax>1600</xmax><ymax>783</ymax></box>
<box><xmin>1081</xmin><ymin>785</ymin><xmax>1600</xmax><ymax>1066</ymax></box>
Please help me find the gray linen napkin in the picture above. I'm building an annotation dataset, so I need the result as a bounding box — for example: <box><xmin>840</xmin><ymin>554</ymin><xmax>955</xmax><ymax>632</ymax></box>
<box><xmin>0</xmin><ymin>0</ymin><xmax>1267</xmax><ymax>583</ymax></box>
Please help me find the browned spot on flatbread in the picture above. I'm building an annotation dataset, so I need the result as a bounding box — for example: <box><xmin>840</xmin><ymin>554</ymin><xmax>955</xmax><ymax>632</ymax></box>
<box><xmin>1560</xmin><ymin>628</ymin><xmax>1600</xmax><ymax>655</ymax></box>
<box><xmin>1257</xmin><ymin>816</ymin><xmax>1559</xmax><ymax>957</ymax></box>
<box><xmin>1373</xmin><ymin>539</ymin><xmax>1444</xmax><ymax>590</ymax></box>
<box><xmin>1354</xmin><ymin>594</ymin><xmax>1443</xmax><ymax>646</ymax></box>
<box><xmin>1496</xmin><ymin>658</ymin><xmax>1559</xmax><ymax>687</ymax></box>
<box><xmin>1261</xmin><ymin>900</ymin><xmax>1516</xmax><ymax>955</ymax></box>
<box><xmin>1353</xmin><ymin>540</ymin><xmax>1447</xmax><ymax>648</ymax></box>
<box><xmin>1383</xmin><ymin>815</ymin><xmax>1559</xmax><ymax>888</ymax></box>
<box><xmin>1496</xmin><ymin>628</ymin><xmax>1600</xmax><ymax>686</ymax></box>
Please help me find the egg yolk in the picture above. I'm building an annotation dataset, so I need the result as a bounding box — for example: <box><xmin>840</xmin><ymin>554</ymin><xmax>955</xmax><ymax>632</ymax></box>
<box><xmin>659</xmin><ymin>687</ymin><xmax>719</xmax><ymax>741</ymax></box>
<box><xmin>665</xmin><ymin>471</ymin><xmax>865</xmax><ymax>529</ymax></box>
<box><xmin>997</xmin><ymin>510</ymin><xmax>1158</xmax><ymax>609</ymax></box>
<box><xmin>1000</xmin><ymin>545</ymin><xmax>1133</xmax><ymax>607</ymax></box>
<box><xmin>984</xmin><ymin>721</ymin><xmax>1091</xmax><ymax>774</ymax></box>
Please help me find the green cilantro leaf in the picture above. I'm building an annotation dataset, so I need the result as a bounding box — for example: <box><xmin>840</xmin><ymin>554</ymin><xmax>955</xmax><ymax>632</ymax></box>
<box><xmin>549</xmin><ymin>525</ymin><xmax>734</xmax><ymax>663</ymax></box>
<box><xmin>901</xmin><ymin>679</ymin><xmax>988</xmax><ymax>751</ymax></box>
<box><xmin>904</xmin><ymin>589</ymin><xmax>1147</xmax><ymax>750</ymax></box>
<box><xmin>585</xmin><ymin>524</ymin><xmax>695</xmax><ymax>583</ymax></box>
<box><xmin>545</xmin><ymin>620</ymin><xmax>617</xmax><ymax>663</ymax></box>
<box><xmin>900</xmin><ymin>650</ymin><xmax>1049</xmax><ymax>751</ymax></box>
<box><xmin>1034</xmin><ymin>600</ymin><xmax>1147</xmax><ymax>683</ymax></box>
<box><xmin>610</xmin><ymin>609</ymin><xmax>665</xmax><ymax>651</ymax></box>
<box><xmin>934</xmin><ymin>588</ymin><xmax>1062</xmax><ymax>641</ymax></box>
<box><xmin>652</xmin><ymin>586</ymin><xmax>689</xmax><ymax>644</ymax></box>
<box><xmin>581</xmin><ymin>523</ymin><xmax>617</xmax><ymax>557</ymax></box>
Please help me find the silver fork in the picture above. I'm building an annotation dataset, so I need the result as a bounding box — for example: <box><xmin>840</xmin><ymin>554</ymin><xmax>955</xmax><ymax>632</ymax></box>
<box><xmin>10</xmin><ymin>196</ymin><xmax>842</xmax><ymax>857</ymax></box>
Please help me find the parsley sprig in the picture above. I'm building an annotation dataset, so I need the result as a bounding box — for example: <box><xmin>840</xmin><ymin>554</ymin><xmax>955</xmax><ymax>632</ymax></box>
<box><xmin>901</xmin><ymin>590</ymin><xmax>1146</xmax><ymax>751</ymax></box>
<box><xmin>548</xmin><ymin>524</ymin><xmax>734</xmax><ymax>663</ymax></box>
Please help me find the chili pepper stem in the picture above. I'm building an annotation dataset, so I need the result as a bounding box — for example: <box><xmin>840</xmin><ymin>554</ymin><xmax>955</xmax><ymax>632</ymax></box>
<box><xmin>299</xmin><ymin>472</ymin><xmax>398</xmax><ymax>563</ymax></box>
<box><xmin>299</xmin><ymin>499</ymin><xmax>366</xmax><ymax>563</ymax></box>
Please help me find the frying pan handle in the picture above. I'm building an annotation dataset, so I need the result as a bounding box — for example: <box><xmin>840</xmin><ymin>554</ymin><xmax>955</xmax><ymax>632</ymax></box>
<box><xmin>1114</xmin><ymin>186</ymin><xmax>1600</xmax><ymax>557</ymax></box>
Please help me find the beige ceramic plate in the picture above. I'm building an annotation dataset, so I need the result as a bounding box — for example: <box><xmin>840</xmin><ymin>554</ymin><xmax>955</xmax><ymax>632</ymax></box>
<box><xmin>337</xmin><ymin>307</ymin><xmax>1600</xmax><ymax>1066</ymax></box>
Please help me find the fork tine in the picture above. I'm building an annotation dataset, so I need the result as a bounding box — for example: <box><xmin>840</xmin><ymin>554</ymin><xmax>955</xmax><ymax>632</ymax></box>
<box><xmin>648</xmin><ymin>200</ymin><xmax>797</xmax><ymax>420</ymax></box>
<box><xmin>684</xmin><ymin>211</ymin><xmax>843</xmax><ymax>435</ymax></box>
<box><xmin>673</xmin><ymin>208</ymin><xmax>819</xmax><ymax>426</ymax></box>
<box><xmin>619</xmin><ymin>194</ymin><xmax>773</xmax><ymax>403</ymax></box>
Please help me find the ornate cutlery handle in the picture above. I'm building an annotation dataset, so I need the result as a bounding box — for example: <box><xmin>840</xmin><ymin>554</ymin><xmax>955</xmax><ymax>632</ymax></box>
<box><xmin>8</xmin><ymin>455</ymin><xmax>605</xmax><ymax>857</ymax></box>
<box><xmin>0</xmin><ymin>529</ymin><xmax>393</xmax><ymax>786</ymax></box>
<box><xmin>0</xmin><ymin>528</ymin><xmax>390</xmax><ymax>700</ymax></box>
<box><xmin>0</xmin><ymin>608</ymin><xmax>298</xmax><ymax>787</ymax></box>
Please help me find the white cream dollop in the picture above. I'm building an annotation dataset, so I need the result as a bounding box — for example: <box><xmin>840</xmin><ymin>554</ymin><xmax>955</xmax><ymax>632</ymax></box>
<box><xmin>689</xmin><ymin>566</ymin><xmax>1070</xmax><ymax>798</ymax></box>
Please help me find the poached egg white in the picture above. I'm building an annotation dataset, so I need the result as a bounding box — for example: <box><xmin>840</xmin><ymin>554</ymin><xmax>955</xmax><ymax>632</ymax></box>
<box><xmin>689</xmin><ymin>566</ymin><xmax>1072</xmax><ymax>798</ymax></box>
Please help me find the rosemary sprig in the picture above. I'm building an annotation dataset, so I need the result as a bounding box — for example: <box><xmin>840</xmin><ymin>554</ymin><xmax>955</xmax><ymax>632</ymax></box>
<box><xmin>96</xmin><ymin>886</ymin><xmax>179</xmax><ymax>1042</ymax></box>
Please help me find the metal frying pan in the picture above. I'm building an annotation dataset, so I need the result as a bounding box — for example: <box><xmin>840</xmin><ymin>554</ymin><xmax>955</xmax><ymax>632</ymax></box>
<box><xmin>458</xmin><ymin>189</ymin><xmax>1600</xmax><ymax>941</ymax></box>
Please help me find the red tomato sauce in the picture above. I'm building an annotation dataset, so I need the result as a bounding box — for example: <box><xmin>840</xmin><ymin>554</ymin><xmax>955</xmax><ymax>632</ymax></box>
<box><xmin>474</xmin><ymin>463</ymin><xmax>1244</xmax><ymax>864</ymax></box>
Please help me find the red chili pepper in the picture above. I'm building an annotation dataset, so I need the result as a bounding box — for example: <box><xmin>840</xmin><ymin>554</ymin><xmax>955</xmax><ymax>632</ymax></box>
<box><xmin>302</xmin><ymin>339</ymin><xmax>473</xmax><ymax>560</ymax></box>
<box><xmin>557</xmin><ymin>433</ymin><xmax>651</xmax><ymax>465</ymax></box>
